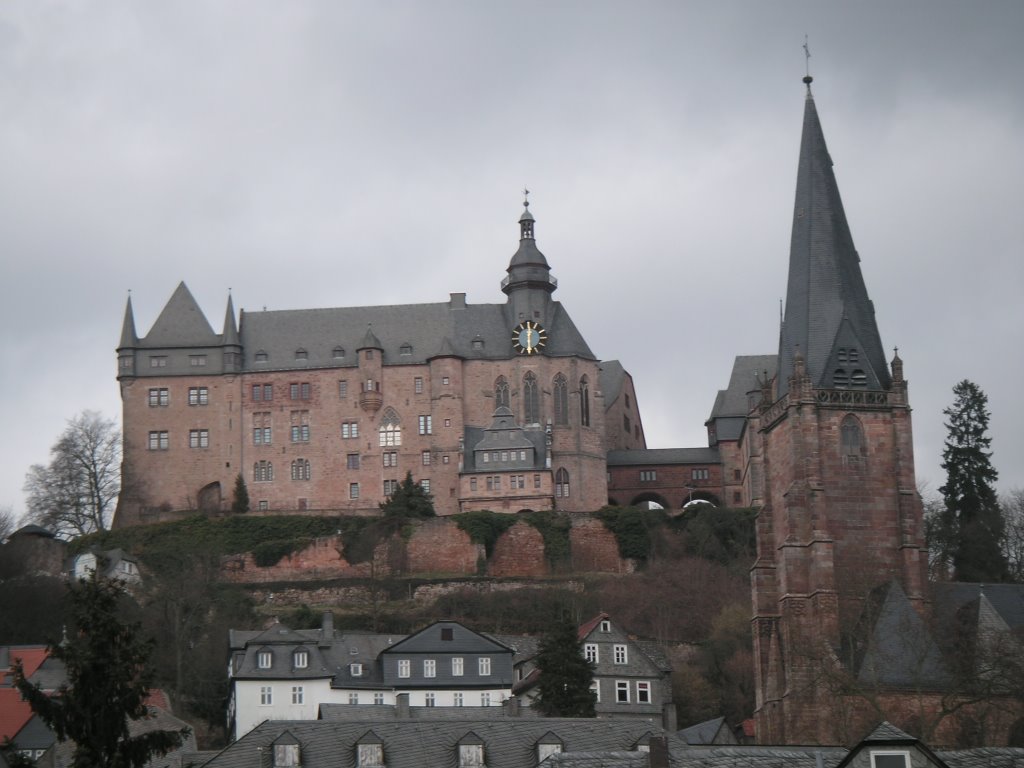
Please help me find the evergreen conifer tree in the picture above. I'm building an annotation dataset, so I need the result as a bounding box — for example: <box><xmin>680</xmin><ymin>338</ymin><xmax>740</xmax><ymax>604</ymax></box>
<box><xmin>532</xmin><ymin>616</ymin><xmax>596</xmax><ymax>717</ymax></box>
<box><xmin>14</xmin><ymin>573</ymin><xmax>188</xmax><ymax>768</ymax></box>
<box><xmin>231</xmin><ymin>473</ymin><xmax>250</xmax><ymax>513</ymax></box>
<box><xmin>379</xmin><ymin>471</ymin><xmax>435</xmax><ymax>520</ymax></box>
<box><xmin>938</xmin><ymin>379</ymin><xmax>1007</xmax><ymax>582</ymax></box>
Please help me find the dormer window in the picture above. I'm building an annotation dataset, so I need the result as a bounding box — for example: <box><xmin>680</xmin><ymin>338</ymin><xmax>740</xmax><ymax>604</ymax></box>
<box><xmin>295</xmin><ymin>348</ymin><xmax>308</xmax><ymax>361</ymax></box>
<box><xmin>851</xmin><ymin>369</ymin><xmax>867</xmax><ymax>387</ymax></box>
<box><xmin>536</xmin><ymin>735</ymin><xmax>563</xmax><ymax>763</ymax></box>
<box><xmin>350</xmin><ymin>663</ymin><xmax>363</xmax><ymax>677</ymax></box>
<box><xmin>258</xmin><ymin>651</ymin><xmax>272</xmax><ymax>669</ymax></box>
<box><xmin>833</xmin><ymin>368</ymin><xmax>849</xmax><ymax>387</ymax></box>
<box><xmin>332</xmin><ymin>346</ymin><xmax>346</xmax><ymax>359</ymax></box>
<box><xmin>255</xmin><ymin>350</ymin><xmax>269</xmax><ymax>363</ymax></box>
<box><xmin>273</xmin><ymin>740</ymin><xmax>300</xmax><ymax>768</ymax></box>
<box><xmin>293</xmin><ymin>651</ymin><xmax>308</xmax><ymax>669</ymax></box>
<box><xmin>600</xmin><ymin>620</ymin><xmax>611</xmax><ymax>633</ymax></box>
<box><xmin>456</xmin><ymin>735</ymin><xmax>485</xmax><ymax>768</ymax></box>
<box><xmin>400</xmin><ymin>343</ymin><xmax>412</xmax><ymax>356</ymax></box>
<box><xmin>870</xmin><ymin>752</ymin><xmax>909</xmax><ymax>768</ymax></box>
<box><xmin>356</xmin><ymin>742</ymin><xmax>384</xmax><ymax>768</ymax></box>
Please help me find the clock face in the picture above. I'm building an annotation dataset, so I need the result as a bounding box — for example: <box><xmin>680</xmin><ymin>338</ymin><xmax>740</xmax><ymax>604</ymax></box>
<box><xmin>512</xmin><ymin>321</ymin><xmax>547</xmax><ymax>355</ymax></box>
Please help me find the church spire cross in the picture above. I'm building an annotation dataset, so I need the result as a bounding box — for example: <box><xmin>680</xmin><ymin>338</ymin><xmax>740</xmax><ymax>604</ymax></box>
<box><xmin>802</xmin><ymin>36</ymin><xmax>814</xmax><ymax>91</ymax></box>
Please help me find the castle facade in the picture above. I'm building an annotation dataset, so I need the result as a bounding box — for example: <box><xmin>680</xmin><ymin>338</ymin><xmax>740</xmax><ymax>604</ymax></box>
<box><xmin>114</xmin><ymin>204</ymin><xmax>645</xmax><ymax>526</ymax></box>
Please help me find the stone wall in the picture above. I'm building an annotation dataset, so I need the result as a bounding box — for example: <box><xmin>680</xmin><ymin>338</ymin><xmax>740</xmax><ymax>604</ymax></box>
<box><xmin>219</xmin><ymin>513</ymin><xmax>632</xmax><ymax>584</ymax></box>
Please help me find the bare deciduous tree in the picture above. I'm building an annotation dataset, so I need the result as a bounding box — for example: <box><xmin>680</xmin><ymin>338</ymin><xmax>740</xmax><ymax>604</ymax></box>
<box><xmin>0</xmin><ymin>504</ymin><xmax>19</xmax><ymax>541</ymax></box>
<box><xmin>23</xmin><ymin>411</ymin><xmax>120</xmax><ymax>537</ymax></box>
<box><xmin>1001</xmin><ymin>489</ymin><xmax>1024</xmax><ymax>583</ymax></box>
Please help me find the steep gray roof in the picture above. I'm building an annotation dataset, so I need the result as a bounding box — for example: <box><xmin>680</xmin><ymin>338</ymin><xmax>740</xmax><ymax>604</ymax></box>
<box><xmin>932</xmin><ymin>582</ymin><xmax>1024</xmax><ymax>631</ymax></box>
<box><xmin>142</xmin><ymin>282</ymin><xmax>220</xmax><ymax>347</ymax></box>
<box><xmin>606</xmin><ymin>448</ymin><xmax>719</xmax><ymax>467</ymax></box>
<box><xmin>383</xmin><ymin>621</ymin><xmax>513</xmax><ymax>655</ymax></box>
<box><xmin>598</xmin><ymin>361</ymin><xmax>626</xmax><ymax>405</ymax></box>
<box><xmin>707</xmin><ymin>355</ymin><xmax>777</xmax><ymax>421</ymax></box>
<box><xmin>238</xmin><ymin>298</ymin><xmax>595</xmax><ymax>370</ymax></box>
<box><xmin>204</xmin><ymin>718</ymin><xmax>658</xmax><ymax>768</ymax></box>
<box><xmin>776</xmin><ymin>84</ymin><xmax>890</xmax><ymax>397</ymax></box>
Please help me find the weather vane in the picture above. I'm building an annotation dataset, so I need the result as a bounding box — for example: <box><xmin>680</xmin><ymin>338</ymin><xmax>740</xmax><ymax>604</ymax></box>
<box><xmin>803</xmin><ymin>35</ymin><xmax>811</xmax><ymax>77</ymax></box>
<box><xmin>523</xmin><ymin>187</ymin><xmax>530</xmax><ymax>208</ymax></box>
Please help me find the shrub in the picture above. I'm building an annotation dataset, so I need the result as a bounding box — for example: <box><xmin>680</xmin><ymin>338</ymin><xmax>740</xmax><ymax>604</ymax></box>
<box><xmin>453</xmin><ymin>511</ymin><xmax>517</xmax><ymax>557</ymax></box>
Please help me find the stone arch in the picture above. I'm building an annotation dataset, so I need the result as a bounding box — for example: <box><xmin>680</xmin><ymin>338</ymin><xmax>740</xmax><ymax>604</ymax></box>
<box><xmin>682</xmin><ymin>491</ymin><xmax>719</xmax><ymax>508</ymax></box>
<box><xmin>629</xmin><ymin>491</ymin><xmax>670</xmax><ymax>510</ymax></box>
<box><xmin>197</xmin><ymin>481</ymin><xmax>221</xmax><ymax>512</ymax></box>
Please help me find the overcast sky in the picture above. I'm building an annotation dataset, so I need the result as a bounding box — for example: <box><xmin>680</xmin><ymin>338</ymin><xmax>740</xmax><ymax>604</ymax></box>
<box><xmin>2</xmin><ymin>1</ymin><xmax>1022</xmax><ymax>522</ymax></box>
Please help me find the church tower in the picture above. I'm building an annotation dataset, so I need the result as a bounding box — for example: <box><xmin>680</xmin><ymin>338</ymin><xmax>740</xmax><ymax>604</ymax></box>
<box><xmin>750</xmin><ymin>76</ymin><xmax>928</xmax><ymax>744</ymax></box>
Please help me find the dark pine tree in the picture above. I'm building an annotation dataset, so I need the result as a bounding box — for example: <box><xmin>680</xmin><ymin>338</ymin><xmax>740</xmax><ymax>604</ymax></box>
<box><xmin>379</xmin><ymin>471</ymin><xmax>435</xmax><ymax>520</ymax></box>
<box><xmin>230</xmin><ymin>473</ymin><xmax>250</xmax><ymax>513</ymax></box>
<box><xmin>14</xmin><ymin>573</ymin><xmax>188</xmax><ymax>768</ymax></box>
<box><xmin>939</xmin><ymin>379</ymin><xmax>1007</xmax><ymax>582</ymax></box>
<box><xmin>532</xmin><ymin>616</ymin><xmax>596</xmax><ymax>717</ymax></box>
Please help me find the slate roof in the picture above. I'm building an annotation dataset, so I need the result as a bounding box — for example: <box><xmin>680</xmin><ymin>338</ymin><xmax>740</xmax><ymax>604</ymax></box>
<box><xmin>932</xmin><ymin>582</ymin><xmax>1024</xmax><ymax>631</ymax></box>
<box><xmin>776</xmin><ymin>85</ymin><xmax>890</xmax><ymax>397</ymax></box>
<box><xmin>47</xmin><ymin>706</ymin><xmax>195</xmax><ymax>768</ymax></box>
<box><xmin>598</xmin><ymin>361</ymin><xmax>627</xmax><ymax>405</ymax></box>
<box><xmin>319</xmin><ymin>703</ymin><xmax>541</xmax><ymax>722</ymax></box>
<box><xmin>543</xmin><ymin>752</ymin><xmax>650</xmax><ymax>767</ymax></box>
<box><xmin>705</xmin><ymin>354</ymin><xmax>777</xmax><ymax>443</ymax></box>
<box><xmin>141</xmin><ymin>282</ymin><xmax>220</xmax><ymax>348</ymax></box>
<box><xmin>606</xmin><ymin>448</ymin><xmax>719</xmax><ymax>467</ymax></box>
<box><xmin>204</xmin><ymin>718</ymin><xmax>659</xmax><ymax>768</ymax></box>
<box><xmin>384</xmin><ymin>621</ymin><xmax>514</xmax><ymax>655</ymax></box>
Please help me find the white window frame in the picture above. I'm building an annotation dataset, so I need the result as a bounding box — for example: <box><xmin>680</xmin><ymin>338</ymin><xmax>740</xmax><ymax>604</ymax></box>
<box><xmin>600</xmin><ymin>620</ymin><xmax>611</xmax><ymax>633</ymax></box>
<box><xmin>615</xmin><ymin>680</ymin><xmax>629</xmax><ymax>703</ymax></box>
<box><xmin>590</xmin><ymin>680</ymin><xmax>600</xmax><ymax>703</ymax></box>
<box><xmin>257</xmin><ymin>651</ymin><xmax>272</xmax><ymax>669</ymax></box>
<box><xmin>478</xmin><ymin>657</ymin><xmax>491</xmax><ymax>676</ymax></box>
<box><xmin>614</xmin><ymin>644</ymin><xmax>628</xmax><ymax>664</ymax></box>
<box><xmin>424</xmin><ymin>692</ymin><xmax>436</xmax><ymax>707</ymax></box>
<box><xmin>870</xmin><ymin>752</ymin><xmax>911</xmax><ymax>768</ymax></box>
<box><xmin>348</xmin><ymin>692</ymin><xmax>359</xmax><ymax>705</ymax></box>
<box><xmin>453</xmin><ymin>692</ymin><xmax>464</xmax><ymax>707</ymax></box>
<box><xmin>452</xmin><ymin>657</ymin><xmax>464</xmax><ymax>676</ymax></box>
<box><xmin>636</xmin><ymin>680</ymin><xmax>651</xmax><ymax>703</ymax></box>
<box><xmin>398</xmin><ymin>659</ymin><xmax>410</xmax><ymax>678</ymax></box>
<box><xmin>293</xmin><ymin>651</ymin><xmax>308</xmax><ymax>669</ymax></box>
<box><xmin>459</xmin><ymin>744</ymin><xmax>484</xmax><ymax>768</ymax></box>
<box><xmin>291</xmin><ymin>685</ymin><xmax>304</xmax><ymax>704</ymax></box>
<box><xmin>260</xmin><ymin>686</ymin><xmax>273</xmax><ymax>705</ymax></box>
<box><xmin>350</xmin><ymin>663</ymin><xmax>363</xmax><ymax>677</ymax></box>
<box><xmin>584</xmin><ymin>643</ymin><xmax>598</xmax><ymax>663</ymax></box>
<box><xmin>356</xmin><ymin>743</ymin><xmax>383</xmax><ymax>768</ymax></box>
<box><xmin>423</xmin><ymin>659</ymin><xmax>436</xmax><ymax>678</ymax></box>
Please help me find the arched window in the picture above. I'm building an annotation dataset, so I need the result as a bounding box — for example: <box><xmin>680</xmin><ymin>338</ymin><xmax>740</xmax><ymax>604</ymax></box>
<box><xmin>523</xmin><ymin>372</ymin><xmax>539</xmax><ymax>424</ymax></box>
<box><xmin>555</xmin><ymin>468</ymin><xmax>570</xmax><ymax>499</ymax></box>
<box><xmin>840</xmin><ymin>414</ymin><xmax>865</xmax><ymax>464</ymax></box>
<box><xmin>553</xmin><ymin>374</ymin><xmax>568</xmax><ymax>425</ymax></box>
<box><xmin>851</xmin><ymin>369</ymin><xmax>867</xmax><ymax>387</ymax></box>
<box><xmin>495</xmin><ymin>377</ymin><xmax>509</xmax><ymax>409</ymax></box>
<box><xmin>291</xmin><ymin>459</ymin><xmax>311</xmax><ymax>481</ymax></box>
<box><xmin>379</xmin><ymin>408</ymin><xmax>402</xmax><ymax>447</ymax></box>
<box><xmin>579</xmin><ymin>376</ymin><xmax>590</xmax><ymax>427</ymax></box>
<box><xmin>833</xmin><ymin>369</ymin><xmax>849</xmax><ymax>387</ymax></box>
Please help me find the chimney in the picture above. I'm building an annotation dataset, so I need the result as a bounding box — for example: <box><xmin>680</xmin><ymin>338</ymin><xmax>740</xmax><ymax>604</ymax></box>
<box><xmin>504</xmin><ymin>697</ymin><xmax>520</xmax><ymax>717</ymax></box>
<box><xmin>395</xmin><ymin>693</ymin><xmax>410</xmax><ymax>719</ymax></box>
<box><xmin>661</xmin><ymin>701</ymin><xmax>677</xmax><ymax>732</ymax></box>
<box><xmin>449</xmin><ymin>293</ymin><xmax>466</xmax><ymax>309</ymax></box>
<box><xmin>320</xmin><ymin>612</ymin><xmax>334</xmax><ymax>647</ymax></box>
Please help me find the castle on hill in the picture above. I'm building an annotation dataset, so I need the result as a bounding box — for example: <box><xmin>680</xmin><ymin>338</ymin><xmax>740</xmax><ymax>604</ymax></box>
<box><xmin>114</xmin><ymin>76</ymin><xmax>1024</xmax><ymax>745</ymax></box>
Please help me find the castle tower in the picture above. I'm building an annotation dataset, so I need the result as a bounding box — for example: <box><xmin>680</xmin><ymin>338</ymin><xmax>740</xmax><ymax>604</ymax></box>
<box><xmin>750</xmin><ymin>77</ymin><xmax>928</xmax><ymax>744</ymax></box>
<box><xmin>502</xmin><ymin>192</ymin><xmax>557</xmax><ymax>329</ymax></box>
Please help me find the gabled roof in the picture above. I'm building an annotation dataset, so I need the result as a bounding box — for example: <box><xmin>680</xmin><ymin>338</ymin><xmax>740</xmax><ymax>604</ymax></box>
<box><xmin>0</xmin><ymin>646</ymin><xmax>49</xmax><ymax>742</ymax></box>
<box><xmin>142</xmin><ymin>282</ymin><xmax>220</xmax><ymax>347</ymax></box>
<box><xmin>383</xmin><ymin>621</ymin><xmax>513</xmax><ymax>655</ymax></box>
<box><xmin>776</xmin><ymin>83</ymin><xmax>890</xmax><ymax>397</ymax></box>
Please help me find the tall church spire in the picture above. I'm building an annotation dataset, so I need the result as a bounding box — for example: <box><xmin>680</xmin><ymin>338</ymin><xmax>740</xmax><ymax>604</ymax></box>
<box><xmin>776</xmin><ymin>79</ymin><xmax>891</xmax><ymax>397</ymax></box>
<box><xmin>119</xmin><ymin>293</ymin><xmax>138</xmax><ymax>349</ymax></box>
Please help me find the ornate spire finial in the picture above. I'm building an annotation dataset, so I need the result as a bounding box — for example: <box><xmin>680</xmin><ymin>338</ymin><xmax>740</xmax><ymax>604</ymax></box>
<box><xmin>802</xmin><ymin>36</ymin><xmax>813</xmax><ymax>90</ymax></box>
<box><xmin>523</xmin><ymin>187</ymin><xmax>530</xmax><ymax>209</ymax></box>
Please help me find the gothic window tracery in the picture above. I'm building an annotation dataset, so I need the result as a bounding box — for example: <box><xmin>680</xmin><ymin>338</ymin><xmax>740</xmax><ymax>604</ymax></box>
<box><xmin>523</xmin><ymin>372</ymin><xmax>539</xmax><ymax>424</ymax></box>
<box><xmin>579</xmin><ymin>375</ymin><xmax>590</xmax><ymax>427</ymax></box>
<box><xmin>840</xmin><ymin>414</ymin><xmax>866</xmax><ymax>465</ymax></box>
<box><xmin>555</xmin><ymin>468</ymin><xmax>570</xmax><ymax>498</ymax></box>
<box><xmin>495</xmin><ymin>377</ymin><xmax>509</xmax><ymax>409</ymax></box>
<box><xmin>379</xmin><ymin>408</ymin><xmax>402</xmax><ymax>447</ymax></box>
<box><xmin>553</xmin><ymin>374</ymin><xmax>568</xmax><ymax>425</ymax></box>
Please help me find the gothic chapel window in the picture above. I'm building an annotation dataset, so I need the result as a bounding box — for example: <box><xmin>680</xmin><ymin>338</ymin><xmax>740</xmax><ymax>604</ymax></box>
<box><xmin>840</xmin><ymin>414</ymin><xmax>865</xmax><ymax>464</ymax></box>
<box><xmin>553</xmin><ymin>374</ymin><xmax>568</xmax><ymax>425</ymax></box>
<box><xmin>379</xmin><ymin>408</ymin><xmax>402</xmax><ymax>447</ymax></box>
<box><xmin>523</xmin><ymin>372</ymin><xmax>539</xmax><ymax>425</ymax></box>
<box><xmin>495</xmin><ymin>377</ymin><xmax>509</xmax><ymax>409</ymax></box>
<box><xmin>579</xmin><ymin>375</ymin><xmax>590</xmax><ymax>427</ymax></box>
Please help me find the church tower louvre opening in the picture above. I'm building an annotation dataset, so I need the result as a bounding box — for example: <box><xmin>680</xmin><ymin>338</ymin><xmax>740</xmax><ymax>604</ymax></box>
<box><xmin>113</xmin><ymin>199</ymin><xmax>641</xmax><ymax>528</ymax></box>
<box><xmin>749</xmin><ymin>75</ymin><xmax>928</xmax><ymax>745</ymax></box>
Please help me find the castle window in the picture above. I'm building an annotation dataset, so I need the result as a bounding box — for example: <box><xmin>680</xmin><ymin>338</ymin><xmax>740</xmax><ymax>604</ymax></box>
<box><xmin>442</xmin><ymin>376</ymin><xmax>450</xmax><ymax>385</ymax></box>
<box><xmin>833</xmin><ymin>368</ymin><xmax>849</xmax><ymax>387</ymax></box>
<box><xmin>414</xmin><ymin>376</ymin><xmax>423</xmax><ymax>394</ymax></box>
<box><xmin>273</xmin><ymin>744</ymin><xmax>298</xmax><ymax>768</ymax></box>
<box><xmin>555</xmin><ymin>468</ymin><xmax>570</xmax><ymax>498</ymax></box>
<box><xmin>478</xmin><ymin>657</ymin><xmax>491</xmax><ymax>675</ymax></box>
<box><xmin>458</xmin><ymin>741</ymin><xmax>484</xmax><ymax>768</ymax></box>
<box><xmin>624</xmin><ymin>414</ymin><xmax>631</xmax><ymax>432</ymax></box>
<box><xmin>400</xmin><ymin>343</ymin><xmax>413</xmax><ymax>356</ymax></box>
<box><xmin>480</xmin><ymin>692</ymin><xmax>491</xmax><ymax>706</ymax></box>
<box><xmin>149</xmin><ymin>355</ymin><xmax>167</xmax><ymax>368</ymax></box>
<box><xmin>253</xmin><ymin>383</ymin><xmax>273</xmax><ymax>401</ymax></box>
<box><xmin>290</xmin><ymin>459</ymin><xmax>311</xmax><ymax>481</ymax></box>
<box><xmin>625</xmin><ymin>393</ymin><xmax>631</xmax><ymax>409</ymax></box>
<box><xmin>384</xmin><ymin>479</ymin><xmax>398</xmax><ymax>496</ymax></box>
<box><xmin>841</xmin><ymin>414</ymin><xmax>866</xmax><ymax>464</ymax></box>
<box><xmin>189</xmin><ymin>429</ymin><xmax>209</xmax><ymax>449</ymax></box>
<box><xmin>553</xmin><ymin>374</ymin><xmax>569</xmax><ymax>425</ymax></box>
<box><xmin>148</xmin><ymin>388</ymin><xmax>169</xmax><ymax>407</ymax></box>
<box><xmin>523</xmin><ymin>372</ymin><xmax>539</xmax><ymax>424</ymax></box>
<box><xmin>254</xmin><ymin>461</ymin><xmax>274</xmax><ymax>482</ymax></box>
<box><xmin>253</xmin><ymin>413</ymin><xmax>271</xmax><ymax>445</ymax></box>
<box><xmin>290</xmin><ymin>382</ymin><xmax>311</xmax><ymax>400</ymax></box>
<box><xmin>424</xmin><ymin>659</ymin><xmax>436</xmax><ymax>678</ymax></box>
<box><xmin>454</xmin><ymin>692</ymin><xmax>464</xmax><ymax>706</ymax></box>
<box><xmin>373</xmin><ymin>693</ymin><xmax>384</xmax><ymax>705</ymax></box>
<box><xmin>333</xmin><ymin>346</ymin><xmax>345</xmax><ymax>359</ymax></box>
<box><xmin>290</xmin><ymin>411</ymin><xmax>310</xmax><ymax>442</ymax></box>
<box><xmin>255</xmin><ymin>351</ymin><xmax>268</xmax><ymax>363</ymax></box>
<box><xmin>342</xmin><ymin>421</ymin><xmax>359</xmax><ymax>439</ymax></box>
<box><xmin>580</xmin><ymin>375</ymin><xmax>591</xmax><ymax>426</ymax></box>
<box><xmin>692</xmin><ymin>468</ymin><xmax>709</xmax><ymax>481</ymax></box>
<box><xmin>344</xmin><ymin>453</ymin><xmax>359</xmax><ymax>470</ymax></box>
<box><xmin>422</xmin><ymin>451</ymin><xmax>431</xmax><ymax>465</ymax></box>
<box><xmin>420</xmin><ymin>479</ymin><xmax>431</xmax><ymax>493</ymax></box>
<box><xmin>600</xmin><ymin>620</ymin><xmax>611</xmax><ymax>633</ymax></box>
<box><xmin>418</xmin><ymin>415</ymin><xmax>432</xmax><ymax>435</ymax></box>
<box><xmin>295</xmin><ymin>348</ymin><xmax>308</xmax><ymax>361</ymax></box>
<box><xmin>383</xmin><ymin>451</ymin><xmax>398</xmax><ymax>467</ymax></box>
<box><xmin>148</xmin><ymin>431</ymin><xmax>169</xmax><ymax>450</ymax></box>
<box><xmin>851</xmin><ymin>369</ymin><xmax>867</xmax><ymax>387</ymax></box>
<box><xmin>348</xmin><ymin>692</ymin><xmax>359</xmax><ymax>705</ymax></box>
<box><xmin>350</xmin><ymin>663</ymin><xmax>362</xmax><ymax>677</ymax></box>
<box><xmin>494</xmin><ymin>377</ymin><xmax>509</xmax><ymax>409</ymax></box>
<box><xmin>188</xmin><ymin>387</ymin><xmax>209</xmax><ymax>406</ymax></box>
<box><xmin>379</xmin><ymin>409</ymin><xmax>402</xmax><ymax>446</ymax></box>
<box><xmin>469</xmin><ymin>477</ymin><xmax>477</xmax><ymax>491</ymax></box>
<box><xmin>349</xmin><ymin>483</ymin><xmax>360</xmax><ymax>499</ymax></box>
<box><xmin>452</xmin><ymin>657</ymin><xmax>464</xmax><ymax>676</ymax></box>
<box><xmin>189</xmin><ymin>355</ymin><xmax>207</xmax><ymax>367</ymax></box>
<box><xmin>640</xmin><ymin>470</ymin><xmax>656</xmax><ymax>482</ymax></box>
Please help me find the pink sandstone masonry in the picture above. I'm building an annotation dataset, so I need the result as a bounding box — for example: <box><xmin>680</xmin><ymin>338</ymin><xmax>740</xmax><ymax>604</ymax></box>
<box><xmin>219</xmin><ymin>514</ymin><xmax>632</xmax><ymax>584</ymax></box>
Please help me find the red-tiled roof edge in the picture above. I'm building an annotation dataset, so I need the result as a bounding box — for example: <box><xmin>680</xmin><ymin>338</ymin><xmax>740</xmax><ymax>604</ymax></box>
<box><xmin>576</xmin><ymin>612</ymin><xmax>610</xmax><ymax>640</ymax></box>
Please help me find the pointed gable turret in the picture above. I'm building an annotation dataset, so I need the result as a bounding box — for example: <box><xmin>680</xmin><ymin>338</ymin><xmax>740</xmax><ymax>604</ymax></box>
<box><xmin>144</xmin><ymin>282</ymin><xmax>219</xmax><ymax>347</ymax></box>
<box><xmin>117</xmin><ymin>295</ymin><xmax>139</xmax><ymax>378</ymax></box>
<box><xmin>222</xmin><ymin>294</ymin><xmax>242</xmax><ymax>372</ymax></box>
<box><xmin>502</xmin><ymin>192</ymin><xmax>557</xmax><ymax>327</ymax></box>
<box><xmin>777</xmin><ymin>77</ymin><xmax>891</xmax><ymax>397</ymax></box>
